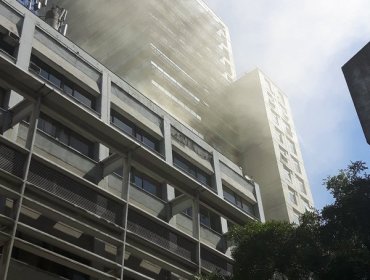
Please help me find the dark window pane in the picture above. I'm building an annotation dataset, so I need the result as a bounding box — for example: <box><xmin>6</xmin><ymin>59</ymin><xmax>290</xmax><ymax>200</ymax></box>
<box><xmin>134</xmin><ymin>174</ymin><xmax>142</xmax><ymax>188</ymax></box>
<box><xmin>58</xmin><ymin>128</ymin><xmax>69</xmax><ymax>145</ymax></box>
<box><xmin>40</xmin><ymin>69</ymin><xmax>49</xmax><ymax>80</ymax></box>
<box><xmin>38</xmin><ymin>117</ymin><xmax>57</xmax><ymax>137</ymax></box>
<box><xmin>112</xmin><ymin>115</ymin><xmax>134</xmax><ymax>136</ymax></box>
<box><xmin>74</xmin><ymin>90</ymin><xmax>92</xmax><ymax>108</ymax></box>
<box><xmin>223</xmin><ymin>187</ymin><xmax>236</xmax><ymax>204</ymax></box>
<box><xmin>49</xmin><ymin>73</ymin><xmax>61</xmax><ymax>88</ymax></box>
<box><xmin>197</xmin><ymin>171</ymin><xmax>209</xmax><ymax>186</ymax></box>
<box><xmin>242</xmin><ymin>201</ymin><xmax>254</xmax><ymax>215</ymax></box>
<box><xmin>173</xmin><ymin>155</ymin><xmax>188</xmax><ymax>172</ymax></box>
<box><xmin>143</xmin><ymin>178</ymin><xmax>159</xmax><ymax>196</ymax></box>
<box><xmin>69</xmin><ymin>134</ymin><xmax>91</xmax><ymax>157</ymax></box>
<box><xmin>142</xmin><ymin>134</ymin><xmax>158</xmax><ymax>151</ymax></box>
<box><xmin>63</xmin><ymin>83</ymin><xmax>73</xmax><ymax>96</ymax></box>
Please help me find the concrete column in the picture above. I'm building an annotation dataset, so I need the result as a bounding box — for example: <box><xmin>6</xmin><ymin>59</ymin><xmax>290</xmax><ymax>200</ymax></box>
<box><xmin>192</xmin><ymin>192</ymin><xmax>201</xmax><ymax>274</ymax></box>
<box><xmin>162</xmin><ymin>115</ymin><xmax>172</xmax><ymax>164</ymax></box>
<box><xmin>212</xmin><ymin>151</ymin><xmax>223</xmax><ymax>197</ymax></box>
<box><xmin>254</xmin><ymin>183</ymin><xmax>266</xmax><ymax>223</ymax></box>
<box><xmin>119</xmin><ymin>153</ymin><xmax>131</xmax><ymax>280</ymax></box>
<box><xmin>166</xmin><ymin>184</ymin><xmax>176</xmax><ymax>226</ymax></box>
<box><xmin>98</xmin><ymin>70</ymin><xmax>111</xmax><ymax>189</ymax></box>
<box><xmin>17</xmin><ymin>13</ymin><xmax>36</xmax><ymax>70</ymax></box>
<box><xmin>0</xmin><ymin>97</ymin><xmax>40</xmax><ymax>280</ymax></box>
<box><xmin>4</xmin><ymin>13</ymin><xmax>36</xmax><ymax>141</ymax></box>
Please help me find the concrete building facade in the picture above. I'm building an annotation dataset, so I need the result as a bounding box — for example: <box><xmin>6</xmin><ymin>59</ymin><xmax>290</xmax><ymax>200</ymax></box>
<box><xmin>217</xmin><ymin>69</ymin><xmax>314</xmax><ymax>222</ymax></box>
<box><xmin>0</xmin><ymin>1</ymin><xmax>264</xmax><ymax>279</ymax></box>
<box><xmin>18</xmin><ymin>0</ymin><xmax>315</xmax><ymax>224</ymax></box>
<box><xmin>38</xmin><ymin>0</ymin><xmax>236</xmax><ymax>127</ymax></box>
<box><xmin>342</xmin><ymin>42</ymin><xmax>370</xmax><ymax>145</ymax></box>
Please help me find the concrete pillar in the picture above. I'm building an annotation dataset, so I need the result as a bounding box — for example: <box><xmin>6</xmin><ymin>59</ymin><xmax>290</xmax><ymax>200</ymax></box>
<box><xmin>4</xmin><ymin>13</ymin><xmax>36</xmax><ymax>141</ymax></box>
<box><xmin>162</xmin><ymin>115</ymin><xmax>172</xmax><ymax>164</ymax></box>
<box><xmin>192</xmin><ymin>192</ymin><xmax>201</xmax><ymax>274</ymax></box>
<box><xmin>0</xmin><ymin>98</ymin><xmax>40</xmax><ymax>280</ymax></box>
<box><xmin>212</xmin><ymin>151</ymin><xmax>223</xmax><ymax>197</ymax></box>
<box><xmin>254</xmin><ymin>183</ymin><xmax>266</xmax><ymax>223</ymax></box>
<box><xmin>119</xmin><ymin>153</ymin><xmax>131</xmax><ymax>280</ymax></box>
<box><xmin>166</xmin><ymin>184</ymin><xmax>176</xmax><ymax>226</ymax></box>
<box><xmin>98</xmin><ymin>70</ymin><xmax>111</xmax><ymax>189</ymax></box>
<box><xmin>16</xmin><ymin>13</ymin><xmax>36</xmax><ymax>70</ymax></box>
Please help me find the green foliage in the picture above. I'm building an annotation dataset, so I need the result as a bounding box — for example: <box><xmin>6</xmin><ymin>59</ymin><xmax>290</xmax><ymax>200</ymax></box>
<box><xmin>217</xmin><ymin>161</ymin><xmax>370</xmax><ymax>280</ymax></box>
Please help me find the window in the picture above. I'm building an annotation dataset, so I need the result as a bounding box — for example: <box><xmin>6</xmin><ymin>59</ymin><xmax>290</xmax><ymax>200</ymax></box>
<box><xmin>288</xmin><ymin>188</ymin><xmax>297</xmax><ymax>205</ymax></box>
<box><xmin>0</xmin><ymin>28</ymin><xmax>19</xmax><ymax>57</ymax></box>
<box><xmin>292</xmin><ymin>157</ymin><xmax>301</xmax><ymax>173</ymax></box>
<box><xmin>37</xmin><ymin>113</ymin><xmax>95</xmax><ymax>159</ymax></box>
<box><xmin>292</xmin><ymin>211</ymin><xmax>300</xmax><ymax>225</ymax></box>
<box><xmin>30</xmin><ymin>55</ymin><xmax>96</xmax><ymax>110</ymax></box>
<box><xmin>223</xmin><ymin>186</ymin><xmax>255</xmax><ymax>216</ymax></box>
<box><xmin>283</xmin><ymin>165</ymin><xmax>292</xmax><ymax>182</ymax></box>
<box><xmin>131</xmin><ymin>169</ymin><xmax>162</xmax><ymax>199</ymax></box>
<box><xmin>296</xmin><ymin>176</ymin><xmax>306</xmax><ymax>194</ymax></box>
<box><xmin>110</xmin><ymin>110</ymin><xmax>160</xmax><ymax>153</ymax></box>
<box><xmin>275</xmin><ymin>127</ymin><xmax>284</xmax><ymax>143</ymax></box>
<box><xmin>302</xmin><ymin>198</ymin><xmax>311</xmax><ymax>212</ymax></box>
<box><xmin>173</xmin><ymin>152</ymin><xmax>212</xmax><ymax>189</ymax></box>
<box><xmin>183</xmin><ymin>206</ymin><xmax>222</xmax><ymax>233</ymax></box>
<box><xmin>280</xmin><ymin>146</ymin><xmax>288</xmax><ymax>163</ymax></box>
<box><xmin>288</xmin><ymin>140</ymin><xmax>297</xmax><ymax>155</ymax></box>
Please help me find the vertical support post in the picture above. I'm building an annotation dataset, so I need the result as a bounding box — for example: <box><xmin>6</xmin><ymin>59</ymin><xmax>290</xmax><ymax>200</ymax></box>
<box><xmin>212</xmin><ymin>152</ymin><xmax>228</xmax><ymax>234</ymax></box>
<box><xmin>162</xmin><ymin>115</ymin><xmax>172</xmax><ymax>164</ymax></box>
<box><xmin>0</xmin><ymin>97</ymin><xmax>41</xmax><ymax>280</ymax></box>
<box><xmin>98</xmin><ymin>70</ymin><xmax>111</xmax><ymax>189</ymax></box>
<box><xmin>192</xmin><ymin>192</ymin><xmax>201</xmax><ymax>274</ymax></box>
<box><xmin>5</xmin><ymin>13</ymin><xmax>36</xmax><ymax>141</ymax></box>
<box><xmin>119</xmin><ymin>152</ymin><xmax>131</xmax><ymax>280</ymax></box>
<box><xmin>254</xmin><ymin>183</ymin><xmax>266</xmax><ymax>223</ymax></box>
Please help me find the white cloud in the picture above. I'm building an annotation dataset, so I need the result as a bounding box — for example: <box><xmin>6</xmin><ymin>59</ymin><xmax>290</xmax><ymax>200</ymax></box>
<box><xmin>206</xmin><ymin>0</ymin><xmax>370</xmax><ymax>208</ymax></box>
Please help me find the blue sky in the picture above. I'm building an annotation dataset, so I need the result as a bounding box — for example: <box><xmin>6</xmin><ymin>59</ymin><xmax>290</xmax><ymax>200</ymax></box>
<box><xmin>205</xmin><ymin>0</ymin><xmax>370</xmax><ymax>209</ymax></box>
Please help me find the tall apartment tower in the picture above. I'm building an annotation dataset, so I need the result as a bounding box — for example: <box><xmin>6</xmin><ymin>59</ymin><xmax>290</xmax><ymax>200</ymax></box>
<box><xmin>0</xmin><ymin>1</ymin><xmax>264</xmax><ymax>279</ymax></box>
<box><xmin>218</xmin><ymin>69</ymin><xmax>314</xmax><ymax>222</ymax></box>
<box><xmin>40</xmin><ymin>0</ymin><xmax>236</xmax><ymax>126</ymax></box>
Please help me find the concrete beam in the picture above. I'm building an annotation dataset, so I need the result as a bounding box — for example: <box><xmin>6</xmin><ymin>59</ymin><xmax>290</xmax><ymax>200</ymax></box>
<box><xmin>9</xmin><ymin>99</ymin><xmax>33</xmax><ymax>127</ymax></box>
<box><xmin>13</xmin><ymin>238</ymin><xmax>118</xmax><ymax>280</ymax></box>
<box><xmin>169</xmin><ymin>194</ymin><xmax>192</xmax><ymax>216</ymax></box>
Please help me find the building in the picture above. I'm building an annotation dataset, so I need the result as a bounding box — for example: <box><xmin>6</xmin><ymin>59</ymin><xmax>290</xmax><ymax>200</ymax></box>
<box><xmin>36</xmin><ymin>0</ymin><xmax>236</xmax><ymax>129</ymax></box>
<box><xmin>0</xmin><ymin>0</ymin><xmax>264</xmax><ymax>279</ymax></box>
<box><xmin>13</xmin><ymin>0</ymin><xmax>315</xmax><ymax>221</ymax></box>
<box><xmin>214</xmin><ymin>69</ymin><xmax>314</xmax><ymax>222</ymax></box>
<box><xmin>342</xmin><ymin>42</ymin><xmax>370</xmax><ymax>145</ymax></box>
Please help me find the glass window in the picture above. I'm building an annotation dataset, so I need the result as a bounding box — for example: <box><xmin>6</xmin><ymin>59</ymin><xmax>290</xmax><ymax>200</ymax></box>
<box><xmin>37</xmin><ymin>113</ymin><xmax>94</xmax><ymax>159</ymax></box>
<box><xmin>297</xmin><ymin>176</ymin><xmax>306</xmax><ymax>194</ymax></box>
<box><xmin>131</xmin><ymin>169</ymin><xmax>161</xmax><ymax>199</ymax></box>
<box><xmin>111</xmin><ymin>110</ymin><xmax>159</xmax><ymax>153</ymax></box>
<box><xmin>289</xmin><ymin>189</ymin><xmax>297</xmax><ymax>205</ymax></box>
<box><xmin>283</xmin><ymin>165</ymin><xmax>292</xmax><ymax>182</ymax></box>
<box><xmin>173</xmin><ymin>152</ymin><xmax>212</xmax><ymax>189</ymax></box>
<box><xmin>223</xmin><ymin>187</ymin><xmax>236</xmax><ymax>204</ymax></box>
<box><xmin>30</xmin><ymin>55</ymin><xmax>96</xmax><ymax>111</ymax></box>
<box><xmin>49</xmin><ymin>73</ymin><xmax>61</xmax><ymax>88</ymax></box>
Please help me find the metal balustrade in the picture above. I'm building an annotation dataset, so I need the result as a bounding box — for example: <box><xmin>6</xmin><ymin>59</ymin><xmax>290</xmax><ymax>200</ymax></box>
<box><xmin>0</xmin><ymin>144</ymin><xmax>26</xmax><ymax>178</ymax></box>
<box><xmin>27</xmin><ymin>159</ymin><xmax>123</xmax><ymax>225</ymax></box>
<box><xmin>127</xmin><ymin>220</ymin><xmax>193</xmax><ymax>261</ymax></box>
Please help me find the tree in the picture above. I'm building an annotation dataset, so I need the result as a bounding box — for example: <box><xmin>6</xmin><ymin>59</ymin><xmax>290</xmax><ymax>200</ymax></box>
<box><xmin>202</xmin><ymin>161</ymin><xmax>370</xmax><ymax>280</ymax></box>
